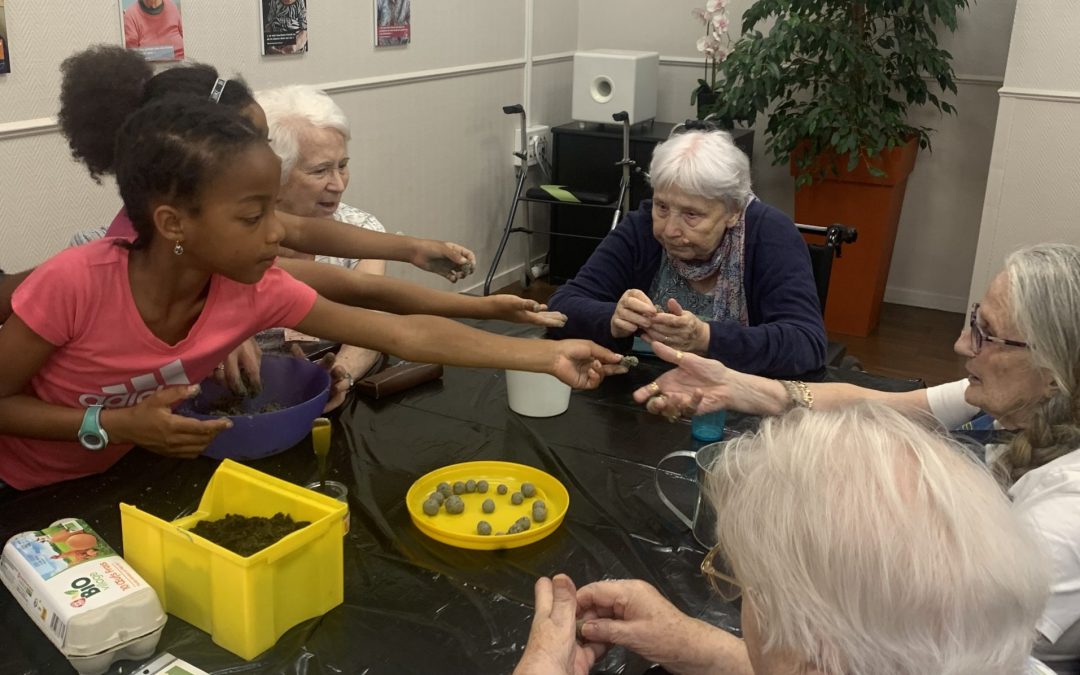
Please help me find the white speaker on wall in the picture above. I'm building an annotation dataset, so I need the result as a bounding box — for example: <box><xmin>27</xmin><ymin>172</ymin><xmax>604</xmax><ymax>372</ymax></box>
<box><xmin>571</xmin><ymin>49</ymin><xmax>659</xmax><ymax>125</ymax></box>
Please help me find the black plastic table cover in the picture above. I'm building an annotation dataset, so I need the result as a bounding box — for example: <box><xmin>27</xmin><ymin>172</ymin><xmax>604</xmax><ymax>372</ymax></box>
<box><xmin>0</xmin><ymin>324</ymin><xmax>743</xmax><ymax>675</ymax></box>
<box><xmin>0</xmin><ymin>319</ymin><xmax>921</xmax><ymax>675</ymax></box>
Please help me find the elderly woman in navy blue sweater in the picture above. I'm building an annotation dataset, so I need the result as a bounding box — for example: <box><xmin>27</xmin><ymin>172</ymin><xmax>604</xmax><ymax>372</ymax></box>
<box><xmin>547</xmin><ymin>130</ymin><xmax>826</xmax><ymax>379</ymax></box>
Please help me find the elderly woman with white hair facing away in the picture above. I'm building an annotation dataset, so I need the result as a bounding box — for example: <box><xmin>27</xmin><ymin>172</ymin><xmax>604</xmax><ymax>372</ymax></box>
<box><xmin>255</xmin><ymin>84</ymin><xmax>394</xmax><ymax>409</ymax></box>
<box><xmin>546</xmin><ymin>129</ymin><xmax>826</xmax><ymax>379</ymax></box>
<box><xmin>514</xmin><ymin>404</ymin><xmax>1054</xmax><ymax>675</ymax></box>
<box><xmin>636</xmin><ymin>243</ymin><xmax>1080</xmax><ymax>673</ymax></box>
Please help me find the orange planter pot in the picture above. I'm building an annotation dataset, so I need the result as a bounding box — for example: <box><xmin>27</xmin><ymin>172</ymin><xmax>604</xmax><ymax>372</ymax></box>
<box><xmin>792</xmin><ymin>138</ymin><xmax>919</xmax><ymax>337</ymax></box>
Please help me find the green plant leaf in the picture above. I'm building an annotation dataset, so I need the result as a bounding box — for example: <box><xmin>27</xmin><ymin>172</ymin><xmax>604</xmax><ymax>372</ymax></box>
<box><xmin>714</xmin><ymin>0</ymin><xmax>969</xmax><ymax>184</ymax></box>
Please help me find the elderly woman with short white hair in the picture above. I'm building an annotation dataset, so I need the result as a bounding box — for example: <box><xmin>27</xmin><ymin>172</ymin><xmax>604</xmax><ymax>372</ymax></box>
<box><xmin>514</xmin><ymin>404</ymin><xmax>1053</xmax><ymax>675</ymax></box>
<box><xmin>547</xmin><ymin>130</ymin><xmax>826</xmax><ymax>379</ymax></box>
<box><xmin>638</xmin><ymin>243</ymin><xmax>1080</xmax><ymax>672</ymax></box>
<box><xmin>255</xmin><ymin>84</ymin><xmax>390</xmax><ymax>409</ymax></box>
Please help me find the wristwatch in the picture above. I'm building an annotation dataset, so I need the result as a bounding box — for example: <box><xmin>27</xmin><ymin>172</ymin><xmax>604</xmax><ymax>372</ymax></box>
<box><xmin>78</xmin><ymin>405</ymin><xmax>109</xmax><ymax>451</ymax></box>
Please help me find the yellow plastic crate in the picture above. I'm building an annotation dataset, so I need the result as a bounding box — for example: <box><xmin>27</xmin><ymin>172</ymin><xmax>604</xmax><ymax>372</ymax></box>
<box><xmin>119</xmin><ymin>460</ymin><xmax>347</xmax><ymax>660</ymax></box>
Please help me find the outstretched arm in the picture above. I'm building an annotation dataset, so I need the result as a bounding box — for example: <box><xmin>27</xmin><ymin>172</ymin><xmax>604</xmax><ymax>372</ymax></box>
<box><xmin>293</xmin><ymin>297</ymin><xmax>623</xmax><ymax>388</ymax></box>
<box><xmin>277</xmin><ymin>258</ymin><xmax>565</xmax><ymax>326</ymax></box>
<box><xmin>633</xmin><ymin>341</ymin><xmax>931</xmax><ymax>419</ymax></box>
<box><xmin>276</xmin><ymin>211</ymin><xmax>476</xmax><ymax>282</ymax></box>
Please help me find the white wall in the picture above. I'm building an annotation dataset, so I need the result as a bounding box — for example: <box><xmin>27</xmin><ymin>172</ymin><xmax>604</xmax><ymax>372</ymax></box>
<box><xmin>577</xmin><ymin>0</ymin><xmax>1015</xmax><ymax>313</ymax></box>
<box><xmin>0</xmin><ymin>0</ymin><xmax>563</xmax><ymax>294</ymax></box>
<box><xmin>0</xmin><ymin>2</ymin><xmax>1026</xmax><ymax>310</ymax></box>
<box><xmin>968</xmin><ymin>1</ymin><xmax>1080</xmax><ymax>305</ymax></box>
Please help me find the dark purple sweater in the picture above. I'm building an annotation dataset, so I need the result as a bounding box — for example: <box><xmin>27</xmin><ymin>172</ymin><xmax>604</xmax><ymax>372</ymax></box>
<box><xmin>547</xmin><ymin>199</ymin><xmax>826</xmax><ymax>379</ymax></box>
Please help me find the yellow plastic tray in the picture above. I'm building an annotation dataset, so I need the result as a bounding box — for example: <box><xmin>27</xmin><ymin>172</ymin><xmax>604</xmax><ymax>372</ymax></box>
<box><xmin>407</xmin><ymin>461</ymin><xmax>569</xmax><ymax>550</ymax></box>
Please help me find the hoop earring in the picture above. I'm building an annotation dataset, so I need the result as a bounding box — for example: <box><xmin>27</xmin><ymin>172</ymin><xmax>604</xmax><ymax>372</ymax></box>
<box><xmin>173</xmin><ymin>241</ymin><xmax>184</xmax><ymax>256</ymax></box>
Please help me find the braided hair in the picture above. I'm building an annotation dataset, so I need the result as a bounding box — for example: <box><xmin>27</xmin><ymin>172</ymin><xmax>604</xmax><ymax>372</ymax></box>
<box><xmin>991</xmin><ymin>244</ymin><xmax>1080</xmax><ymax>484</ymax></box>
<box><xmin>114</xmin><ymin>96</ymin><xmax>265</xmax><ymax>250</ymax></box>
<box><xmin>58</xmin><ymin>44</ymin><xmax>255</xmax><ymax>182</ymax></box>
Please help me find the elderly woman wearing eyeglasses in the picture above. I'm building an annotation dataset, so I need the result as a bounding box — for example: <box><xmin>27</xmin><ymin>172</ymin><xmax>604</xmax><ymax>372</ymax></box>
<box><xmin>514</xmin><ymin>404</ymin><xmax>1054</xmax><ymax>675</ymax></box>
<box><xmin>545</xmin><ymin>130</ymin><xmax>826</xmax><ymax>379</ymax></box>
<box><xmin>632</xmin><ymin>243</ymin><xmax>1080</xmax><ymax>673</ymax></box>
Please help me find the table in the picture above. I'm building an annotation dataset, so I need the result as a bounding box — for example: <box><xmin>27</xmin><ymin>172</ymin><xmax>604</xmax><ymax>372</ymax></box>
<box><xmin>0</xmin><ymin>318</ymin><xmax>922</xmax><ymax>674</ymax></box>
<box><xmin>0</xmin><ymin>323</ymin><xmax>741</xmax><ymax>675</ymax></box>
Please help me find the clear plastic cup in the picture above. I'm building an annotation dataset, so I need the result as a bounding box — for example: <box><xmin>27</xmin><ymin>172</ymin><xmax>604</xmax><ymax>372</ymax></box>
<box><xmin>304</xmin><ymin>480</ymin><xmax>349</xmax><ymax>535</ymax></box>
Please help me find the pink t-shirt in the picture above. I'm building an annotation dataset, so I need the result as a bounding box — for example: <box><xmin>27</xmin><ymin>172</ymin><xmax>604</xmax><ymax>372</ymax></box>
<box><xmin>123</xmin><ymin>0</ymin><xmax>184</xmax><ymax>60</ymax></box>
<box><xmin>105</xmin><ymin>209</ymin><xmax>137</xmax><ymax>239</ymax></box>
<box><xmin>0</xmin><ymin>239</ymin><xmax>317</xmax><ymax>489</ymax></box>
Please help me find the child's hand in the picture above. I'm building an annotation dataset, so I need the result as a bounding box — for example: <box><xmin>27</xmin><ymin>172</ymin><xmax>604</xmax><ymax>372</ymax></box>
<box><xmin>548</xmin><ymin>340</ymin><xmax>627</xmax><ymax>390</ymax></box>
<box><xmin>105</xmin><ymin>385</ymin><xmax>232</xmax><ymax>458</ymax></box>
<box><xmin>213</xmin><ymin>338</ymin><xmax>263</xmax><ymax>396</ymax></box>
<box><xmin>291</xmin><ymin>345</ymin><xmax>350</xmax><ymax>413</ymax></box>
<box><xmin>411</xmin><ymin>240</ymin><xmax>477</xmax><ymax>282</ymax></box>
<box><xmin>486</xmin><ymin>295</ymin><xmax>567</xmax><ymax>327</ymax></box>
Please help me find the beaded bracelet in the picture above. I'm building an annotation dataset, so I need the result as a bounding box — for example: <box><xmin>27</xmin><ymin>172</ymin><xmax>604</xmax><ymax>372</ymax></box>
<box><xmin>780</xmin><ymin>380</ymin><xmax>814</xmax><ymax>410</ymax></box>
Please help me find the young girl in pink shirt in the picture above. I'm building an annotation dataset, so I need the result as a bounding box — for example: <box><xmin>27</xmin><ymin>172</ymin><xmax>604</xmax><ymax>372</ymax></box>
<box><xmin>0</xmin><ymin>96</ymin><xmax>621</xmax><ymax>490</ymax></box>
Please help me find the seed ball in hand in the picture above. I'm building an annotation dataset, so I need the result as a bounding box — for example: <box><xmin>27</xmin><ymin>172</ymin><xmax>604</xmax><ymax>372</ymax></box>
<box><xmin>481</xmin><ymin>498</ymin><xmax>495</xmax><ymax>513</ymax></box>
<box><xmin>465</xmin><ymin>479</ymin><xmax>477</xmax><ymax>493</ymax></box>
<box><xmin>521</xmin><ymin>482</ymin><xmax>536</xmax><ymax>498</ymax></box>
<box><xmin>511</xmin><ymin>492</ymin><xmax>524</xmax><ymax>505</ymax></box>
<box><xmin>477</xmin><ymin>521</ymin><xmax>492</xmax><ymax>536</ymax></box>
<box><xmin>453</xmin><ymin>481</ymin><xmax>466</xmax><ymax>495</ymax></box>
<box><xmin>422</xmin><ymin>499</ymin><xmax>440</xmax><ymax>516</ymax></box>
<box><xmin>445</xmin><ymin>495</ymin><xmax>465</xmax><ymax>514</ymax></box>
<box><xmin>476</xmin><ymin>480</ymin><xmax>489</xmax><ymax>493</ymax></box>
<box><xmin>437</xmin><ymin>482</ymin><xmax>452</xmax><ymax>497</ymax></box>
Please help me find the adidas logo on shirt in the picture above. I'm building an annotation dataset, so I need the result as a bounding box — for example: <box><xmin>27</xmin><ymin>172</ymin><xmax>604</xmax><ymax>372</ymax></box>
<box><xmin>78</xmin><ymin>359</ymin><xmax>191</xmax><ymax>407</ymax></box>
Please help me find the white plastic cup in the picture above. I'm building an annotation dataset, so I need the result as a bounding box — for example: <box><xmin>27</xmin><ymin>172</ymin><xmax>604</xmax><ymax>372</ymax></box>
<box><xmin>505</xmin><ymin>370</ymin><xmax>572</xmax><ymax>417</ymax></box>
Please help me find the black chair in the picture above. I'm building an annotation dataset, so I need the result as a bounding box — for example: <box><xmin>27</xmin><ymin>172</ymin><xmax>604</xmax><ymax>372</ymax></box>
<box><xmin>796</xmin><ymin>223</ymin><xmax>858</xmax><ymax>367</ymax></box>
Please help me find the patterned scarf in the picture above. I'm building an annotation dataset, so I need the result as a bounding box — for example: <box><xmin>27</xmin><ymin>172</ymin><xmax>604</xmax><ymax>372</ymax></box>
<box><xmin>650</xmin><ymin>195</ymin><xmax>753</xmax><ymax>325</ymax></box>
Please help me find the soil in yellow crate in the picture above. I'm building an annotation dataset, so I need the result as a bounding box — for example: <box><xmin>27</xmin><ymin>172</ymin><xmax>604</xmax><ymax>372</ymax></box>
<box><xmin>189</xmin><ymin>513</ymin><xmax>309</xmax><ymax>557</ymax></box>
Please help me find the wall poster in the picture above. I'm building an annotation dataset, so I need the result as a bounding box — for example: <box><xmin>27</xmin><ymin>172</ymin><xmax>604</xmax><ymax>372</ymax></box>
<box><xmin>375</xmin><ymin>0</ymin><xmax>410</xmax><ymax>47</ymax></box>
<box><xmin>262</xmin><ymin>0</ymin><xmax>309</xmax><ymax>55</ymax></box>
<box><xmin>119</xmin><ymin>0</ymin><xmax>185</xmax><ymax>62</ymax></box>
<box><xmin>0</xmin><ymin>0</ymin><xmax>12</xmax><ymax>74</ymax></box>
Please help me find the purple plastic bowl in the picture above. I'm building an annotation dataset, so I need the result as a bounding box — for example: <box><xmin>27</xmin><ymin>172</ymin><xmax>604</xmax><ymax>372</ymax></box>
<box><xmin>178</xmin><ymin>354</ymin><xmax>331</xmax><ymax>460</ymax></box>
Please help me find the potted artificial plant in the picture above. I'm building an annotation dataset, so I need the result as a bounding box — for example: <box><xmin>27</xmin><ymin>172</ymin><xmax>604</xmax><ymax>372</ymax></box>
<box><xmin>689</xmin><ymin>1</ymin><xmax>734</xmax><ymax>121</ymax></box>
<box><xmin>710</xmin><ymin>0</ymin><xmax>972</xmax><ymax>336</ymax></box>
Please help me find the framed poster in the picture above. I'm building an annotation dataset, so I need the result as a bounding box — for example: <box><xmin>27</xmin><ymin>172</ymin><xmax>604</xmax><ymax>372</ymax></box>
<box><xmin>262</xmin><ymin>0</ymin><xmax>308</xmax><ymax>55</ymax></box>
<box><xmin>0</xmin><ymin>0</ymin><xmax>11</xmax><ymax>75</ymax></box>
<box><xmin>119</xmin><ymin>0</ymin><xmax>184</xmax><ymax>62</ymax></box>
<box><xmin>374</xmin><ymin>0</ymin><xmax>410</xmax><ymax>47</ymax></box>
